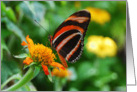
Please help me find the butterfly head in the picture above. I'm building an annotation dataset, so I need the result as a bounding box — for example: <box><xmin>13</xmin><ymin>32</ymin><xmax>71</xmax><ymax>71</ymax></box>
<box><xmin>48</xmin><ymin>35</ymin><xmax>53</xmax><ymax>45</ymax></box>
<box><xmin>48</xmin><ymin>35</ymin><xmax>56</xmax><ymax>49</ymax></box>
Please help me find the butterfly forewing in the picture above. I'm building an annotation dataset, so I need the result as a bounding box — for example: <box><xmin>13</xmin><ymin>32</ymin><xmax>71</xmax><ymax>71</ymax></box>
<box><xmin>51</xmin><ymin>10</ymin><xmax>91</xmax><ymax>64</ymax></box>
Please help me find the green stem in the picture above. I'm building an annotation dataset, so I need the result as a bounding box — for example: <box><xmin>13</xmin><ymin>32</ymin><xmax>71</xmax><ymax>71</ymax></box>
<box><xmin>54</xmin><ymin>77</ymin><xmax>62</xmax><ymax>91</ymax></box>
<box><xmin>54</xmin><ymin>77</ymin><xmax>67</xmax><ymax>91</ymax></box>
<box><xmin>1</xmin><ymin>73</ymin><xmax>21</xmax><ymax>90</ymax></box>
<box><xmin>3</xmin><ymin>66</ymin><xmax>34</xmax><ymax>91</ymax></box>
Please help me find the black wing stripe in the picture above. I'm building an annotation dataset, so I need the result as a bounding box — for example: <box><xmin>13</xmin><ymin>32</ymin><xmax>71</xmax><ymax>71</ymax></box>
<box><xmin>71</xmin><ymin>10</ymin><xmax>91</xmax><ymax>17</ymax></box>
<box><xmin>59</xmin><ymin>34</ymin><xmax>81</xmax><ymax>58</ymax></box>
<box><xmin>53</xmin><ymin>29</ymin><xmax>80</xmax><ymax>48</ymax></box>
<box><xmin>68</xmin><ymin>41</ymin><xmax>84</xmax><ymax>63</ymax></box>
<box><xmin>54</xmin><ymin>20</ymin><xmax>89</xmax><ymax>37</ymax></box>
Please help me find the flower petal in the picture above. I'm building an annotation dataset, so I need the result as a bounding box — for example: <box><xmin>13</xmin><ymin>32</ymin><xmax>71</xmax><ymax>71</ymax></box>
<box><xmin>50</xmin><ymin>62</ymin><xmax>65</xmax><ymax>70</ymax></box>
<box><xmin>21</xmin><ymin>41</ymin><xmax>28</xmax><ymax>46</ymax></box>
<box><xmin>42</xmin><ymin>64</ymin><xmax>49</xmax><ymax>75</ymax></box>
<box><xmin>23</xmin><ymin>57</ymin><xmax>33</xmax><ymax>65</ymax></box>
<box><xmin>26</xmin><ymin>35</ymin><xmax>34</xmax><ymax>46</ymax></box>
<box><xmin>51</xmin><ymin>68</ymin><xmax>70</xmax><ymax>78</ymax></box>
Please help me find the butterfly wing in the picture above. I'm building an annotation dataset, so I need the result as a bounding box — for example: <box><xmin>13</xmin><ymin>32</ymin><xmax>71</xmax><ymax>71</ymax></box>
<box><xmin>57</xmin><ymin>52</ymin><xmax>68</xmax><ymax>68</ymax></box>
<box><xmin>51</xmin><ymin>10</ymin><xmax>91</xmax><ymax>66</ymax></box>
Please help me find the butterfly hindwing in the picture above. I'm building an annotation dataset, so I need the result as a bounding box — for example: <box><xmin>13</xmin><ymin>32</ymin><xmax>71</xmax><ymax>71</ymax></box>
<box><xmin>57</xmin><ymin>52</ymin><xmax>68</xmax><ymax>68</ymax></box>
<box><xmin>51</xmin><ymin>10</ymin><xmax>90</xmax><ymax>65</ymax></box>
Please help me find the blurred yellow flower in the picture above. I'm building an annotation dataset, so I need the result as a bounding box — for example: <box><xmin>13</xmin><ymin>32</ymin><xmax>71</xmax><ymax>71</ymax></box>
<box><xmin>86</xmin><ymin>35</ymin><xmax>117</xmax><ymax>58</ymax></box>
<box><xmin>52</xmin><ymin>68</ymin><xmax>71</xmax><ymax>78</ymax></box>
<box><xmin>86</xmin><ymin>7</ymin><xmax>111</xmax><ymax>25</ymax></box>
<box><xmin>21</xmin><ymin>35</ymin><xmax>65</xmax><ymax>75</ymax></box>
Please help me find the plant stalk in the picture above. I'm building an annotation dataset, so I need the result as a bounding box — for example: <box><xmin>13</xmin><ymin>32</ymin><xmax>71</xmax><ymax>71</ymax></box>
<box><xmin>1</xmin><ymin>73</ymin><xmax>21</xmax><ymax>90</ymax></box>
<box><xmin>3</xmin><ymin>66</ymin><xmax>34</xmax><ymax>91</ymax></box>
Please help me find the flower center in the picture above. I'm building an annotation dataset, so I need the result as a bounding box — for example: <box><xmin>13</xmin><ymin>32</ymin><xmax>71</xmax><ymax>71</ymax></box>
<box><xmin>29</xmin><ymin>43</ymin><xmax>56</xmax><ymax>65</ymax></box>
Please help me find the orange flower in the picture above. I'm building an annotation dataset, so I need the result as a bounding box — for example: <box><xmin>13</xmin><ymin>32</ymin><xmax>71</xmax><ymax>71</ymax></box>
<box><xmin>42</xmin><ymin>64</ymin><xmax>49</xmax><ymax>75</ymax></box>
<box><xmin>23</xmin><ymin>57</ymin><xmax>33</xmax><ymax>65</ymax></box>
<box><xmin>21</xmin><ymin>35</ymin><xmax>65</xmax><ymax>75</ymax></box>
<box><xmin>52</xmin><ymin>68</ymin><xmax>71</xmax><ymax>78</ymax></box>
<box><xmin>21</xmin><ymin>41</ymin><xmax>27</xmax><ymax>46</ymax></box>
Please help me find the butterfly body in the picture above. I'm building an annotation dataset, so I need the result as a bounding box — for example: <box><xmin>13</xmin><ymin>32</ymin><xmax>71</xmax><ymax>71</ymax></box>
<box><xmin>49</xmin><ymin>10</ymin><xmax>91</xmax><ymax>67</ymax></box>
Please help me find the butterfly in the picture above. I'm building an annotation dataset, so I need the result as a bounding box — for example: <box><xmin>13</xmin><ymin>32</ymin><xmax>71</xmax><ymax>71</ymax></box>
<box><xmin>48</xmin><ymin>10</ymin><xmax>91</xmax><ymax>68</ymax></box>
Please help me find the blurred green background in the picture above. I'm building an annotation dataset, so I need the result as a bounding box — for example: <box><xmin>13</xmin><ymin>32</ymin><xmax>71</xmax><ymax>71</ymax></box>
<box><xmin>1</xmin><ymin>1</ymin><xmax>126</xmax><ymax>91</ymax></box>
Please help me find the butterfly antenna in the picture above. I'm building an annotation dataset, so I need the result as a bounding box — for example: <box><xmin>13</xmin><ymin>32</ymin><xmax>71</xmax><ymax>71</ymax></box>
<box><xmin>34</xmin><ymin>20</ymin><xmax>51</xmax><ymax>47</ymax></box>
<box><xmin>34</xmin><ymin>20</ymin><xmax>50</xmax><ymax>35</ymax></box>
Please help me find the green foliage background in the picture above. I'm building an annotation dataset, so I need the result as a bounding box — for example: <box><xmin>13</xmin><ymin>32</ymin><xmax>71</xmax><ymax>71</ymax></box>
<box><xmin>1</xmin><ymin>1</ymin><xmax>126</xmax><ymax>91</ymax></box>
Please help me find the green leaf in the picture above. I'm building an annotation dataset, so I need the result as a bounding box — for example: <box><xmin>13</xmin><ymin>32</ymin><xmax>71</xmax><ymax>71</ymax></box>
<box><xmin>1</xmin><ymin>29</ymin><xmax>12</xmax><ymax>39</ymax></box>
<box><xmin>2</xmin><ymin>17</ymin><xmax>25</xmax><ymax>41</ymax></box>
<box><xmin>13</xmin><ymin>53</ymin><xmax>28</xmax><ymax>59</ymax></box>
<box><xmin>6</xmin><ymin>7</ymin><xmax>16</xmax><ymax>22</ymax></box>
<box><xmin>1</xmin><ymin>73</ymin><xmax>21</xmax><ymax>90</ymax></box>
<box><xmin>1</xmin><ymin>38</ymin><xmax>10</xmax><ymax>61</ymax></box>
<box><xmin>94</xmin><ymin>73</ymin><xmax>118</xmax><ymax>87</ymax></box>
<box><xmin>23</xmin><ymin>65</ymin><xmax>29</xmax><ymax>70</ymax></box>
<box><xmin>1</xmin><ymin>45</ymin><xmax>3</xmax><ymax>61</ymax></box>
<box><xmin>45</xmin><ymin>1</ymin><xmax>55</xmax><ymax>9</ymax></box>
<box><xmin>33</xmin><ymin>2</ymin><xmax>46</xmax><ymax>22</ymax></box>
<box><xmin>20</xmin><ymin>1</ymin><xmax>46</xmax><ymax>22</ymax></box>
<box><xmin>1</xmin><ymin>62</ymin><xmax>9</xmax><ymax>84</ymax></box>
<box><xmin>111</xmin><ymin>19</ymin><xmax>126</xmax><ymax>49</ymax></box>
<box><xmin>1</xmin><ymin>60</ymin><xmax>21</xmax><ymax>84</ymax></box>
<box><xmin>1</xmin><ymin>1</ymin><xmax>6</xmax><ymax>16</ymax></box>
<box><xmin>38</xmin><ymin>19</ymin><xmax>49</xmax><ymax>37</ymax></box>
<box><xmin>60</xmin><ymin>1</ymin><xmax>67</xmax><ymax>6</ymax></box>
<box><xmin>1</xmin><ymin>39</ymin><xmax>10</xmax><ymax>53</ymax></box>
<box><xmin>47</xmin><ymin>68</ymin><xmax>53</xmax><ymax>82</ymax></box>
<box><xmin>15</xmin><ymin>5</ymin><xmax>24</xmax><ymax>23</ymax></box>
<box><xmin>33</xmin><ymin>66</ymin><xmax>40</xmax><ymax>79</ymax></box>
<box><xmin>69</xmin><ymin>87</ymin><xmax>78</xmax><ymax>91</ymax></box>
<box><xmin>100</xmin><ymin>85</ymin><xmax>110</xmax><ymax>91</ymax></box>
<box><xmin>77</xmin><ymin>62</ymin><xmax>96</xmax><ymax>80</ymax></box>
<box><xmin>23</xmin><ymin>62</ymin><xmax>37</xmax><ymax>70</ymax></box>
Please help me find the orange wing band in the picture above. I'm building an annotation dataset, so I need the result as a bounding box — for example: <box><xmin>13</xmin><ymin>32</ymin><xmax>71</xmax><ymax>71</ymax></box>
<box><xmin>57</xmin><ymin>52</ymin><xmax>68</xmax><ymax>68</ymax></box>
<box><xmin>53</xmin><ymin>25</ymin><xmax>84</xmax><ymax>40</ymax></box>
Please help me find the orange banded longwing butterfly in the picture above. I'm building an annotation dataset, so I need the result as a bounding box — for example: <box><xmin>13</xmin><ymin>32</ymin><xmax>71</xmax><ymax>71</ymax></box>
<box><xmin>48</xmin><ymin>10</ymin><xmax>91</xmax><ymax>68</ymax></box>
